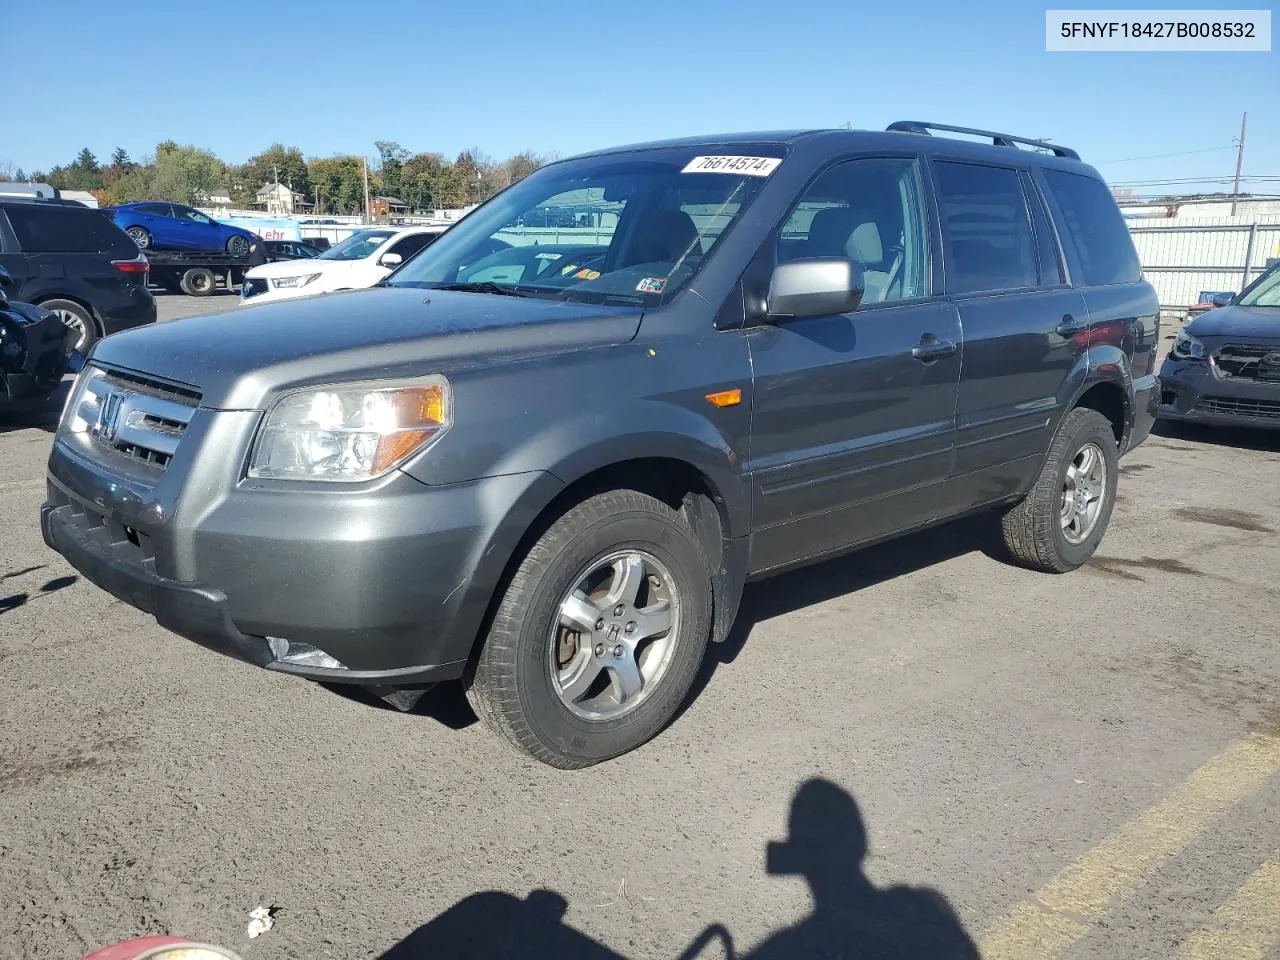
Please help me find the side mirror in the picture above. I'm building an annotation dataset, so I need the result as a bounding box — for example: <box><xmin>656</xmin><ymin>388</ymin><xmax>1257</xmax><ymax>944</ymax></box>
<box><xmin>0</xmin><ymin>265</ymin><xmax>14</xmax><ymax>305</ymax></box>
<box><xmin>379</xmin><ymin>252</ymin><xmax>403</xmax><ymax>268</ymax></box>
<box><xmin>767</xmin><ymin>259</ymin><xmax>865</xmax><ymax>320</ymax></box>
<box><xmin>1210</xmin><ymin>292</ymin><xmax>1234</xmax><ymax>308</ymax></box>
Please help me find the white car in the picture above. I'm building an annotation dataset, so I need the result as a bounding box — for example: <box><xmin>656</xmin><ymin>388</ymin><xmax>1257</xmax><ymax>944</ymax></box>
<box><xmin>240</xmin><ymin>226</ymin><xmax>447</xmax><ymax>305</ymax></box>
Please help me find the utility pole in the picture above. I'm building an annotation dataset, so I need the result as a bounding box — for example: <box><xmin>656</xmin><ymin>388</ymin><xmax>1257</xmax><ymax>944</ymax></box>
<box><xmin>362</xmin><ymin>156</ymin><xmax>371</xmax><ymax>223</ymax></box>
<box><xmin>1231</xmin><ymin>111</ymin><xmax>1247</xmax><ymax>216</ymax></box>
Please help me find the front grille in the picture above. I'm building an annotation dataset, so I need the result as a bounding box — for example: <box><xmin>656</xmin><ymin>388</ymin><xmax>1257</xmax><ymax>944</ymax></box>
<box><xmin>1196</xmin><ymin>396</ymin><xmax>1280</xmax><ymax>420</ymax></box>
<box><xmin>242</xmin><ymin>277</ymin><xmax>269</xmax><ymax>299</ymax></box>
<box><xmin>74</xmin><ymin>367</ymin><xmax>201</xmax><ymax>469</ymax></box>
<box><xmin>1214</xmin><ymin>344</ymin><xmax>1280</xmax><ymax>382</ymax></box>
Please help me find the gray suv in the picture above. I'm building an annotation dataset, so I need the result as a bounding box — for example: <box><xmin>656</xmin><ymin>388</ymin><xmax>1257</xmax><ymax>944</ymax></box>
<box><xmin>41</xmin><ymin>122</ymin><xmax>1159</xmax><ymax>767</ymax></box>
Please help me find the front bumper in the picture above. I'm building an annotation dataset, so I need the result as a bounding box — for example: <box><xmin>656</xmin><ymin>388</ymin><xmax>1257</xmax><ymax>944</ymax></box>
<box><xmin>43</xmin><ymin>428</ymin><xmax>560</xmax><ymax>683</ymax></box>
<box><xmin>1157</xmin><ymin>357</ymin><xmax>1280</xmax><ymax>430</ymax></box>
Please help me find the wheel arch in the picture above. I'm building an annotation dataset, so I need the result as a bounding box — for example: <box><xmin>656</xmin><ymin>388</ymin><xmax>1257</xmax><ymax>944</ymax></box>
<box><xmin>33</xmin><ymin>292</ymin><xmax>104</xmax><ymax>338</ymax></box>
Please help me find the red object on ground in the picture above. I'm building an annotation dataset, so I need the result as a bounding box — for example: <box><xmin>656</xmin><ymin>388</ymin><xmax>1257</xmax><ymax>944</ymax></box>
<box><xmin>82</xmin><ymin>937</ymin><xmax>192</xmax><ymax>960</ymax></box>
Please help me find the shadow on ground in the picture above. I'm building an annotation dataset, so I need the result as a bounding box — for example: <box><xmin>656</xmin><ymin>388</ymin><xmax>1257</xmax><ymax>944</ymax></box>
<box><xmin>0</xmin><ymin>574</ymin><xmax>78</xmax><ymax>615</ymax></box>
<box><xmin>380</xmin><ymin>778</ymin><xmax>979</xmax><ymax>959</ymax></box>
<box><xmin>1152</xmin><ymin>418</ymin><xmax>1280</xmax><ymax>454</ymax></box>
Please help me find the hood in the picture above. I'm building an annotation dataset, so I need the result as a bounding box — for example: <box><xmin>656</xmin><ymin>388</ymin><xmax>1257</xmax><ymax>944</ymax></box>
<box><xmin>1186</xmin><ymin>305</ymin><xmax>1280</xmax><ymax>342</ymax></box>
<box><xmin>245</xmin><ymin>258</ymin><xmax>347</xmax><ymax>280</ymax></box>
<box><xmin>91</xmin><ymin>286</ymin><xmax>643</xmax><ymax>409</ymax></box>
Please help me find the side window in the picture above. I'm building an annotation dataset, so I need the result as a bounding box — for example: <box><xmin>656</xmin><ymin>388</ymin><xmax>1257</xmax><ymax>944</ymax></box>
<box><xmin>387</xmin><ymin>233</ymin><xmax>434</xmax><ymax>261</ymax></box>
<box><xmin>934</xmin><ymin>162</ymin><xmax>1038</xmax><ymax>295</ymax></box>
<box><xmin>138</xmin><ymin>203</ymin><xmax>172</xmax><ymax>217</ymax></box>
<box><xmin>1041</xmin><ymin>169</ymin><xmax>1141</xmax><ymax>286</ymax></box>
<box><xmin>178</xmin><ymin>206</ymin><xmax>211</xmax><ymax>224</ymax></box>
<box><xmin>5</xmin><ymin>206</ymin><xmax>135</xmax><ymax>256</ymax></box>
<box><xmin>777</xmin><ymin>157</ymin><xmax>929</xmax><ymax>305</ymax></box>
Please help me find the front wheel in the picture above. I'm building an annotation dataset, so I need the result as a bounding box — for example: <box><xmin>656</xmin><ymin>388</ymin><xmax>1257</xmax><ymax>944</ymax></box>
<box><xmin>465</xmin><ymin>490</ymin><xmax>713</xmax><ymax>768</ymax></box>
<box><xmin>226</xmin><ymin>235</ymin><xmax>250</xmax><ymax>258</ymax></box>
<box><xmin>1001</xmin><ymin>407</ymin><xmax>1119</xmax><ymax>572</ymax></box>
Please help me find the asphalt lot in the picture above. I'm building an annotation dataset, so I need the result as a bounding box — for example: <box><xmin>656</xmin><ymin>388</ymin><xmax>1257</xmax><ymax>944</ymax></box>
<box><xmin>2</xmin><ymin>295</ymin><xmax>1279</xmax><ymax>960</ymax></box>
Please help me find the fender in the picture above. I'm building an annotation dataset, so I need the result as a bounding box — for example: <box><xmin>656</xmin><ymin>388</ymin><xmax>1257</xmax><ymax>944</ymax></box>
<box><xmin>1058</xmin><ymin>343</ymin><xmax>1134</xmax><ymax>443</ymax></box>
<box><xmin>404</xmin><ymin>398</ymin><xmax>751</xmax><ymax>539</ymax></box>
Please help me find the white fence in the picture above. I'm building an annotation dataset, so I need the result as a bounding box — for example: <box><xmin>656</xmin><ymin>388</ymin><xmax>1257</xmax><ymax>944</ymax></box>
<box><xmin>1127</xmin><ymin>216</ymin><xmax>1280</xmax><ymax>308</ymax></box>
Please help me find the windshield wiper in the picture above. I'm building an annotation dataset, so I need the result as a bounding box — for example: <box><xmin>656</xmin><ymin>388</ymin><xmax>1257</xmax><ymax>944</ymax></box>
<box><xmin>432</xmin><ymin>281</ymin><xmax>530</xmax><ymax>297</ymax></box>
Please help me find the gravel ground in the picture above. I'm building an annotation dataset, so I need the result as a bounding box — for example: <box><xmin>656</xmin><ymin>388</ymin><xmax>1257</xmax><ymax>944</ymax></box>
<box><xmin>1</xmin><ymin>298</ymin><xmax>1278</xmax><ymax>960</ymax></box>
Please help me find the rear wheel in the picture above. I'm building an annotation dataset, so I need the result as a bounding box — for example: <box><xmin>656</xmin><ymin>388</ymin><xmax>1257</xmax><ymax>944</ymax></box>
<box><xmin>465</xmin><ymin>490</ymin><xmax>713</xmax><ymax>768</ymax></box>
<box><xmin>38</xmin><ymin>299</ymin><xmax>97</xmax><ymax>354</ymax></box>
<box><xmin>1001</xmin><ymin>407</ymin><xmax>1119</xmax><ymax>572</ymax></box>
<box><xmin>226</xmin><ymin>235</ymin><xmax>251</xmax><ymax>258</ymax></box>
<box><xmin>179</xmin><ymin>267</ymin><xmax>216</xmax><ymax>296</ymax></box>
<box><xmin>125</xmin><ymin>226</ymin><xmax>151</xmax><ymax>250</ymax></box>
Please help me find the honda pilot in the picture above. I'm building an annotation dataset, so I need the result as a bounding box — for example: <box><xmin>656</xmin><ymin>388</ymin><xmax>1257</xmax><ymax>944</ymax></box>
<box><xmin>41</xmin><ymin>123</ymin><xmax>1159</xmax><ymax>767</ymax></box>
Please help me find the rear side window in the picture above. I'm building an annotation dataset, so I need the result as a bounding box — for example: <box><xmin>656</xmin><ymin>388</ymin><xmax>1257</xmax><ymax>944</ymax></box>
<box><xmin>387</xmin><ymin>233</ymin><xmax>436</xmax><ymax>260</ymax></box>
<box><xmin>5</xmin><ymin>205</ymin><xmax>135</xmax><ymax>256</ymax></box>
<box><xmin>934</xmin><ymin>162</ymin><xmax>1038</xmax><ymax>295</ymax></box>
<box><xmin>1041</xmin><ymin>169</ymin><xmax>1141</xmax><ymax>286</ymax></box>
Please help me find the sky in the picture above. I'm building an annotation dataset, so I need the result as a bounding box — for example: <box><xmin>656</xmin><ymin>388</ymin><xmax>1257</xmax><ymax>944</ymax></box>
<box><xmin>6</xmin><ymin>0</ymin><xmax>1277</xmax><ymax>197</ymax></box>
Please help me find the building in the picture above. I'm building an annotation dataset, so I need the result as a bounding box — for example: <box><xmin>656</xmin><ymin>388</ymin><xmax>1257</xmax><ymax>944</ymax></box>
<box><xmin>58</xmin><ymin>189</ymin><xmax>99</xmax><ymax>208</ymax></box>
<box><xmin>370</xmin><ymin>196</ymin><xmax>410</xmax><ymax>217</ymax></box>
<box><xmin>255</xmin><ymin>182</ymin><xmax>312</xmax><ymax>215</ymax></box>
<box><xmin>197</xmin><ymin>187</ymin><xmax>232</xmax><ymax>207</ymax></box>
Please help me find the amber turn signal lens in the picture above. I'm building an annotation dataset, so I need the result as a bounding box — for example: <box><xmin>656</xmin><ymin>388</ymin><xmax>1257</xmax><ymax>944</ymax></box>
<box><xmin>705</xmin><ymin>388</ymin><xmax>742</xmax><ymax>408</ymax></box>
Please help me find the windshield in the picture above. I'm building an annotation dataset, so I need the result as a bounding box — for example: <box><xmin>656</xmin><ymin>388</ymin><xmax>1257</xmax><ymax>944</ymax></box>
<box><xmin>1237</xmin><ymin>263</ymin><xmax>1280</xmax><ymax>307</ymax></box>
<box><xmin>319</xmin><ymin>230</ymin><xmax>395</xmax><ymax>261</ymax></box>
<box><xmin>386</xmin><ymin>149</ymin><xmax>782</xmax><ymax>304</ymax></box>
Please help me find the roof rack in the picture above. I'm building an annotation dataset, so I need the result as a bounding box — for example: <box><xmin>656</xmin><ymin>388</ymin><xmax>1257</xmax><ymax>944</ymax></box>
<box><xmin>885</xmin><ymin>121</ymin><xmax>1080</xmax><ymax>161</ymax></box>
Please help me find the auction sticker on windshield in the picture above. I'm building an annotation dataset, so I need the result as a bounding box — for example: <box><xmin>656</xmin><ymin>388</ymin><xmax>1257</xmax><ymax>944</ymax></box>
<box><xmin>682</xmin><ymin>156</ymin><xmax>782</xmax><ymax>176</ymax></box>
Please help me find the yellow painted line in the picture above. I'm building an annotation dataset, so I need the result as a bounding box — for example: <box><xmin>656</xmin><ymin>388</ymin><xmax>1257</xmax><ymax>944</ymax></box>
<box><xmin>981</xmin><ymin>734</ymin><xmax>1280</xmax><ymax>960</ymax></box>
<box><xmin>1174</xmin><ymin>858</ymin><xmax>1280</xmax><ymax>960</ymax></box>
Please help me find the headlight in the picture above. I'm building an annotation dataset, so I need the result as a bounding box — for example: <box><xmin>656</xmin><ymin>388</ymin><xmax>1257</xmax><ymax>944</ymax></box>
<box><xmin>1172</xmin><ymin>329</ymin><xmax>1206</xmax><ymax>360</ymax></box>
<box><xmin>272</xmin><ymin>274</ymin><xmax>321</xmax><ymax>290</ymax></box>
<box><xmin>248</xmin><ymin>377</ymin><xmax>451</xmax><ymax>481</ymax></box>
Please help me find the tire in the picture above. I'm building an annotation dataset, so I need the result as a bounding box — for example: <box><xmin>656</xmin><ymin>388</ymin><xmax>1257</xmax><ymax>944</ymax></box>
<box><xmin>226</xmin><ymin>235</ymin><xmax>251</xmax><ymax>258</ymax></box>
<box><xmin>1001</xmin><ymin>407</ymin><xmax>1119</xmax><ymax>573</ymax></box>
<box><xmin>125</xmin><ymin>226</ymin><xmax>151</xmax><ymax>249</ymax></box>
<box><xmin>179</xmin><ymin>267</ymin><xmax>216</xmax><ymax>296</ymax></box>
<box><xmin>465</xmin><ymin>490</ymin><xmax>713</xmax><ymax>768</ymax></box>
<box><xmin>38</xmin><ymin>299</ymin><xmax>97</xmax><ymax>354</ymax></box>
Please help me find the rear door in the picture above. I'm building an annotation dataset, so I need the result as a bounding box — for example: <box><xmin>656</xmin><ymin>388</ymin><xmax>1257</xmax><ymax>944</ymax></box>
<box><xmin>0</xmin><ymin>208</ymin><xmax>32</xmax><ymax>296</ymax></box>
<box><xmin>931</xmin><ymin>159</ymin><xmax>1088</xmax><ymax>505</ymax></box>
<box><xmin>746</xmin><ymin>154</ymin><xmax>963</xmax><ymax>572</ymax></box>
<box><xmin>1</xmin><ymin>203</ymin><xmax>141</xmax><ymax>312</ymax></box>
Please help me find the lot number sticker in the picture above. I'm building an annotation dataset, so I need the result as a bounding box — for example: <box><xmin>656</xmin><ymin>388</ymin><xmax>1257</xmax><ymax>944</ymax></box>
<box><xmin>682</xmin><ymin>155</ymin><xmax>782</xmax><ymax>176</ymax></box>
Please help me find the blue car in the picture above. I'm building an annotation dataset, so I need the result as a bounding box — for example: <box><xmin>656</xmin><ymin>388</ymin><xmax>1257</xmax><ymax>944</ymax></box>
<box><xmin>109</xmin><ymin>202</ymin><xmax>258</xmax><ymax>257</ymax></box>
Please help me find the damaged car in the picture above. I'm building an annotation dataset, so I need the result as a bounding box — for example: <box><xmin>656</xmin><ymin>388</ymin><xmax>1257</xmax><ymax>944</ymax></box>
<box><xmin>1158</xmin><ymin>260</ymin><xmax>1280</xmax><ymax>429</ymax></box>
<box><xmin>0</xmin><ymin>265</ymin><xmax>72</xmax><ymax>411</ymax></box>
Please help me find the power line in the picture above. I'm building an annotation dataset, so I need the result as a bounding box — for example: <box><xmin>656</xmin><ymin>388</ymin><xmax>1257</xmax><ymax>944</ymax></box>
<box><xmin>1110</xmin><ymin>175</ymin><xmax>1280</xmax><ymax>186</ymax></box>
<box><xmin>1093</xmin><ymin>145</ymin><xmax>1236</xmax><ymax>164</ymax></box>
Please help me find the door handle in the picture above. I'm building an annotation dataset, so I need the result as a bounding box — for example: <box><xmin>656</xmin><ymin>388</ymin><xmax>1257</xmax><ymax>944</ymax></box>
<box><xmin>911</xmin><ymin>336</ymin><xmax>958</xmax><ymax>362</ymax></box>
<box><xmin>1056</xmin><ymin>313</ymin><xmax>1088</xmax><ymax>337</ymax></box>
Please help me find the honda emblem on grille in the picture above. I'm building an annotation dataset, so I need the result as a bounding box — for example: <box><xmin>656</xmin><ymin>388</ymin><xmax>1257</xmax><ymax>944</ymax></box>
<box><xmin>94</xmin><ymin>391</ymin><xmax>124</xmax><ymax>442</ymax></box>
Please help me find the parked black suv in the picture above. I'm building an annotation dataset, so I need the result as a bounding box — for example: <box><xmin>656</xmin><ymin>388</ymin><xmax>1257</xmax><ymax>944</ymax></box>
<box><xmin>41</xmin><ymin>123</ymin><xmax>1159</xmax><ymax>767</ymax></box>
<box><xmin>0</xmin><ymin>198</ymin><xmax>156</xmax><ymax>353</ymax></box>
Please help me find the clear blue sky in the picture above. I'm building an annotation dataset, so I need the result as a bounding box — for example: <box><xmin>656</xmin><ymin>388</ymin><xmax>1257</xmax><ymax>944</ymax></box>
<box><xmin>7</xmin><ymin>0</ymin><xmax>1277</xmax><ymax>195</ymax></box>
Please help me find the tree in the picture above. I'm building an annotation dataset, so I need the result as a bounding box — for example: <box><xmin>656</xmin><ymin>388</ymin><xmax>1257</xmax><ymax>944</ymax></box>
<box><xmin>400</xmin><ymin>152</ymin><xmax>445</xmax><ymax>211</ymax></box>
<box><xmin>241</xmin><ymin>144</ymin><xmax>311</xmax><ymax>205</ymax></box>
<box><xmin>105</xmin><ymin>142</ymin><xmax>226</xmax><ymax>205</ymax></box>
<box><xmin>47</xmin><ymin>148</ymin><xmax>103</xmax><ymax>191</ymax></box>
<box><xmin>308</xmin><ymin>155</ymin><xmax>366</xmax><ymax>214</ymax></box>
<box><xmin>374</xmin><ymin>140</ymin><xmax>410</xmax><ymax>202</ymax></box>
<box><xmin>110</xmin><ymin>147</ymin><xmax>134</xmax><ymax>171</ymax></box>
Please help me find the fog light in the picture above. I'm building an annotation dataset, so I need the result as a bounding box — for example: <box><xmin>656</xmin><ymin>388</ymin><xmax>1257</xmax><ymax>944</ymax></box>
<box><xmin>266</xmin><ymin>637</ymin><xmax>347</xmax><ymax>670</ymax></box>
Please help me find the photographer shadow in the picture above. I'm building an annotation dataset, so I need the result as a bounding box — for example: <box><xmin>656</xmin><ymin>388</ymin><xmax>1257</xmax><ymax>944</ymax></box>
<box><xmin>379</xmin><ymin>778</ymin><xmax>978</xmax><ymax>960</ymax></box>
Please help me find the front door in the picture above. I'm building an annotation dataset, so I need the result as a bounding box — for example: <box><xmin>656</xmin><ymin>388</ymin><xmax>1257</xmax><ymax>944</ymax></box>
<box><xmin>746</xmin><ymin>155</ymin><xmax>962</xmax><ymax>574</ymax></box>
<box><xmin>172</xmin><ymin>205</ymin><xmax>221</xmax><ymax>251</ymax></box>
